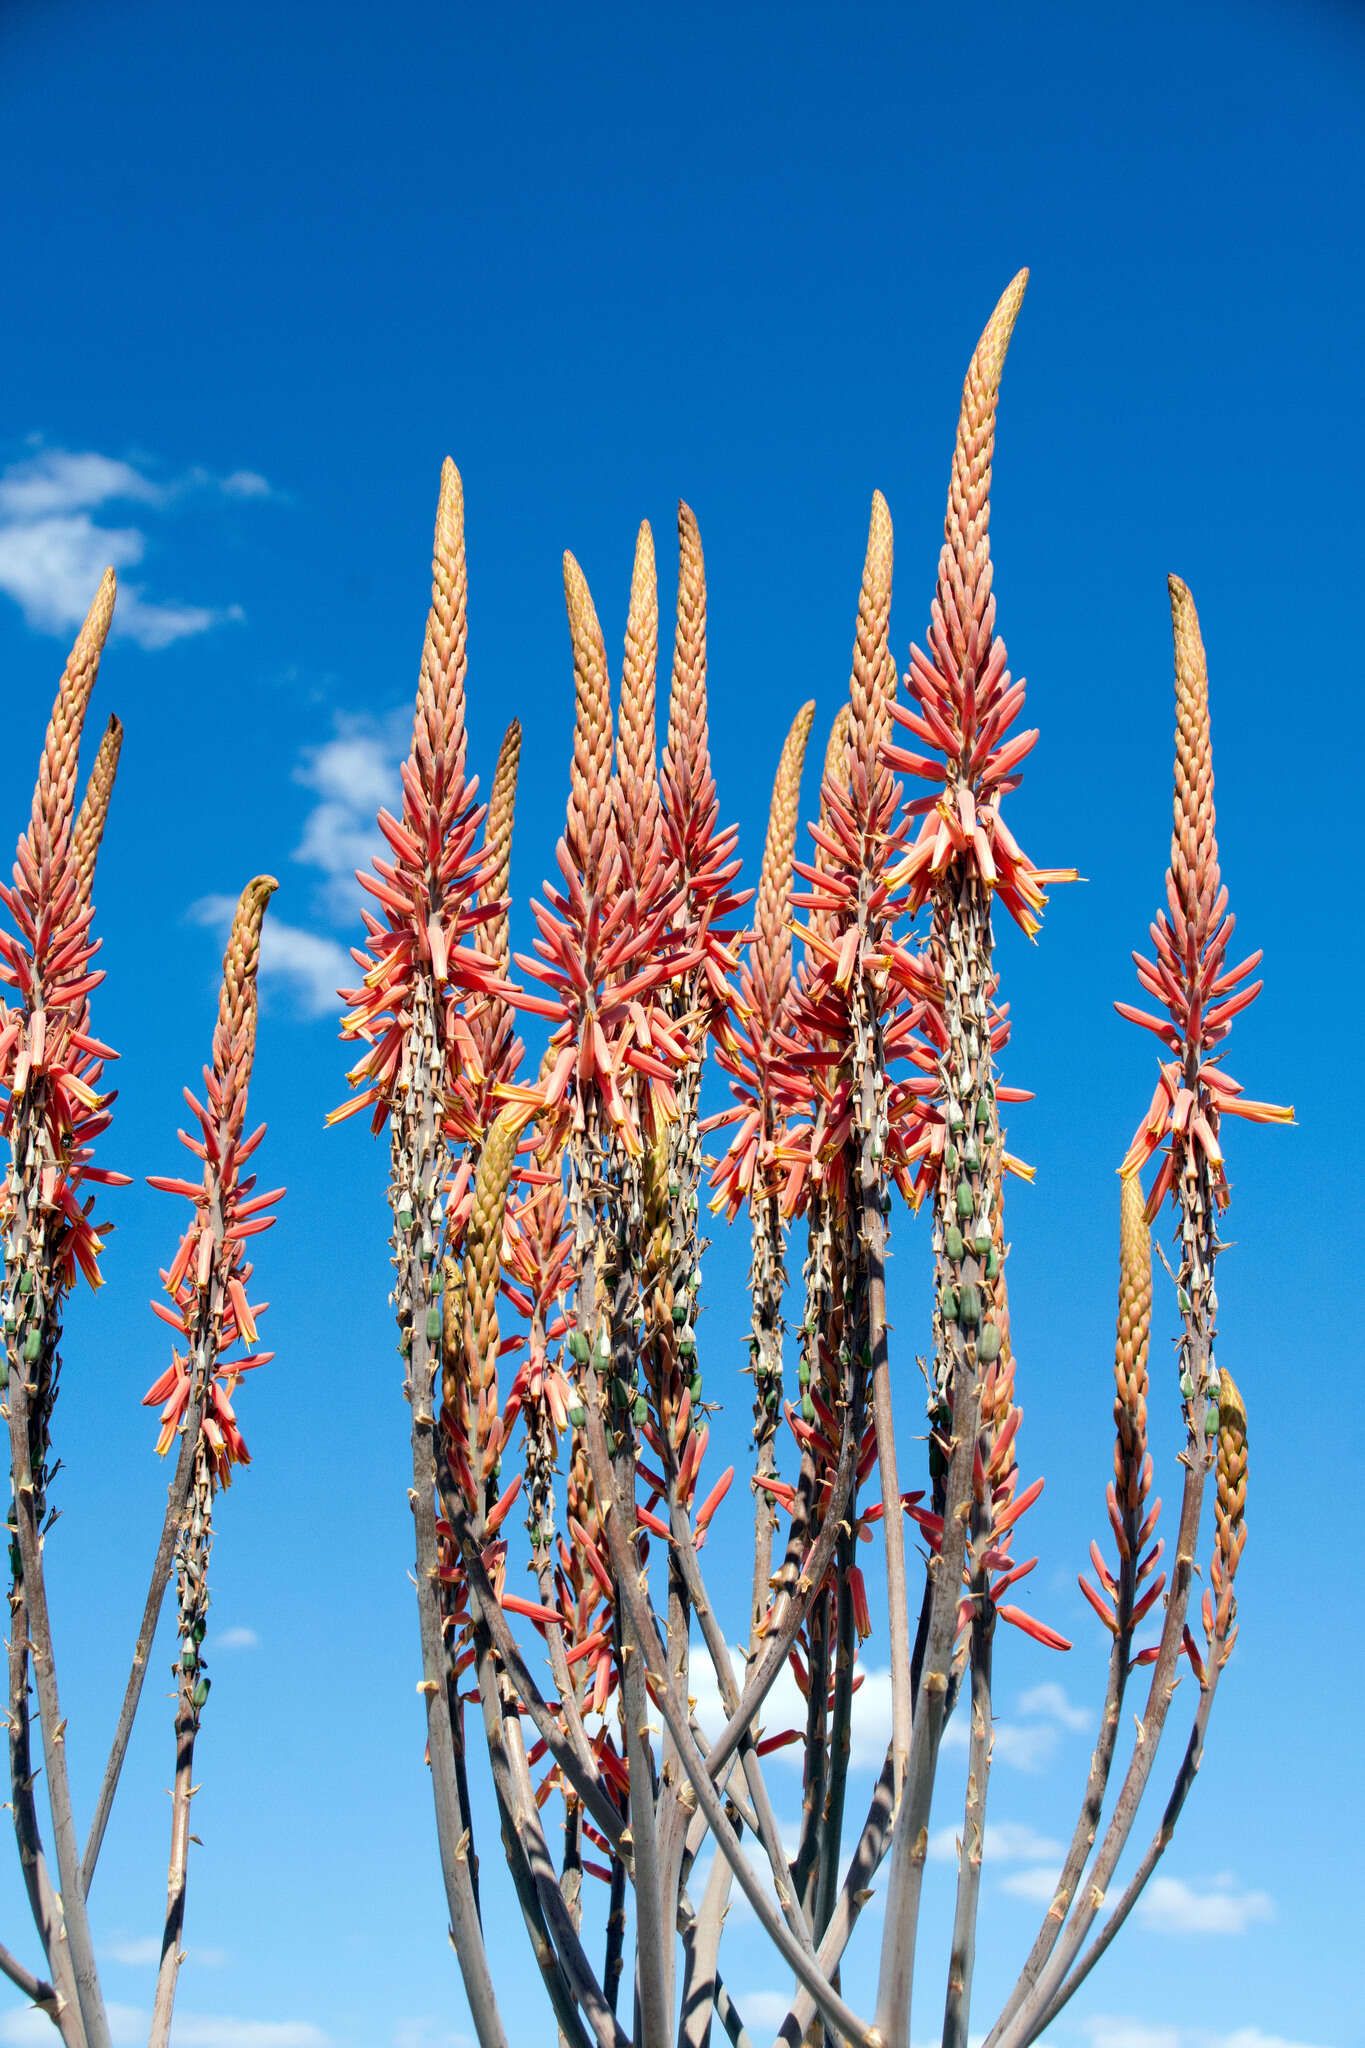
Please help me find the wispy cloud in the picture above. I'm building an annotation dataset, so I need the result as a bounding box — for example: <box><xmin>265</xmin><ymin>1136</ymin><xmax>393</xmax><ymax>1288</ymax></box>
<box><xmin>391</xmin><ymin>2024</ymin><xmax>474</xmax><ymax>2048</ymax></box>
<box><xmin>215</xmin><ymin>1625</ymin><xmax>260</xmax><ymax>1652</ymax></box>
<box><xmin>292</xmin><ymin>717</ymin><xmax>405</xmax><ymax>923</ymax></box>
<box><xmin>0</xmin><ymin>444</ymin><xmax>268</xmax><ymax>650</ymax></box>
<box><xmin>1001</xmin><ymin>1863</ymin><xmax>1065</xmax><ymax>1903</ymax></box>
<box><xmin>190</xmin><ymin>896</ymin><xmax>352</xmax><ymax>1020</ymax></box>
<box><xmin>930</xmin><ymin>1820</ymin><xmax>1066</xmax><ymax>1865</ymax></box>
<box><xmin>1077</xmin><ymin>2022</ymin><xmax>1330</xmax><ymax>2048</ymax></box>
<box><xmin>101</xmin><ymin>1936</ymin><xmax>229</xmax><ymax>1968</ymax></box>
<box><xmin>1016</xmin><ymin>1681</ymin><xmax>1089</xmax><ymax>1732</ymax></box>
<box><xmin>1135</xmin><ymin>1873</ymin><xmax>1274</xmax><ymax>1936</ymax></box>
<box><xmin>1</xmin><ymin>2013</ymin><xmax>329</xmax><ymax>2048</ymax></box>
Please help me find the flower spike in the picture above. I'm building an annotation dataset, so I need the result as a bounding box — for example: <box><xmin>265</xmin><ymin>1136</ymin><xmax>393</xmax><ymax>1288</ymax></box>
<box><xmin>1117</xmin><ymin>577</ymin><xmax>1292</xmax><ymax>1213</ymax></box>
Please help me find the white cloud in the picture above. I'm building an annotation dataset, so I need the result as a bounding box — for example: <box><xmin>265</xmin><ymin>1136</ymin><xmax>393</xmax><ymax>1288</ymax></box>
<box><xmin>99</xmin><ymin>1934</ymin><xmax>229</xmax><ymax>1969</ymax></box>
<box><xmin>0</xmin><ymin>445</ymin><xmax>265</xmax><ymax>651</ymax></box>
<box><xmin>221</xmin><ymin>470</ymin><xmax>272</xmax><ymax>499</ymax></box>
<box><xmin>1001</xmin><ymin>1863</ymin><xmax>1065</xmax><ymax>1903</ymax></box>
<box><xmin>734</xmin><ymin>1990</ymin><xmax>796</xmax><ymax>2029</ymax></box>
<box><xmin>1</xmin><ymin>2008</ymin><xmax>324</xmax><ymax>2048</ymax></box>
<box><xmin>1077</xmin><ymin>2023</ymin><xmax>1182</xmax><ymax>2048</ymax></box>
<box><xmin>391</xmin><ymin>2025</ymin><xmax>473</xmax><ymax>2048</ymax></box>
<box><xmin>215</xmin><ymin>1625</ymin><xmax>260</xmax><ymax>1651</ymax></box>
<box><xmin>291</xmin><ymin>719</ymin><xmax>406</xmax><ymax>923</ymax></box>
<box><xmin>1</xmin><ymin>2006</ymin><xmax>144</xmax><ymax>2046</ymax></box>
<box><xmin>190</xmin><ymin>897</ymin><xmax>353</xmax><ymax>1020</ymax></box>
<box><xmin>172</xmin><ymin>2023</ymin><xmax>329</xmax><ymax>2047</ymax></box>
<box><xmin>1075</xmin><ymin>2024</ymin><xmax>1330</xmax><ymax>2048</ymax></box>
<box><xmin>100</xmin><ymin>1936</ymin><xmax>160</xmax><ymax>1966</ymax></box>
<box><xmin>0</xmin><ymin>450</ymin><xmax>162</xmax><ymax>519</ymax></box>
<box><xmin>930</xmin><ymin>1820</ymin><xmax>1065</xmax><ymax>1865</ymax></box>
<box><xmin>1016</xmin><ymin>1682</ymin><xmax>1089</xmax><ymax>1732</ymax></box>
<box><xmin>1135</xmin><ymin>1873</ymin><xmax>1274</xmax><ymax>1936</ymax></box>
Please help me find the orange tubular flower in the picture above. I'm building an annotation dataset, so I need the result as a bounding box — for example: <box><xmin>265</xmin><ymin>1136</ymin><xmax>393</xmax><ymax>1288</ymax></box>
<box><xmin>1117</xmin><ymin>577</ymin><xmax>1292</xmax><ymax>1217</ymax></box>
<box><xmin>514</xmin><ymin>549</ymin><xmax>694</xmax><ymax>1155</ymax></box>
<box><xmin>143</xmin><ymin>876</ymin><xmax>281</xmax><ymax>1484</ymax></box>
<box><xmin>333</xmin><ymin>460</ymin><xmax>504</xmax><ymax>1135</ymax></box>
<box><xmin>0</xmin><ymin>576</ymin><xmax>130</xmax><ymax>1301</ymax></box>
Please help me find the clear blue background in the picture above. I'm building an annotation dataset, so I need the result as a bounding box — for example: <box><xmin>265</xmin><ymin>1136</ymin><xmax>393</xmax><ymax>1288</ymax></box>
<box><xmin>0</xmin><ymin>2</ymin><xmax>1359</xmax><ymax>2045</ymax></box>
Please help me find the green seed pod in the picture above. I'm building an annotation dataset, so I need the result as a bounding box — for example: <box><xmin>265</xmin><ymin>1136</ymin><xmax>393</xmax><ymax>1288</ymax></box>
<box><xmin>975</xmin><ymin>1095</ymin><xmax>992</xmax><ymax>1127</ymax></box>
<box><xmin>672</xmin><ymin>1301</ymin><xmax>688</xmax><ymax>1325</ymax></box>
<box><xmin>23</xmin><ymin>1329</ymin><xmax>41</xmax><ymax>1363</ymax></box>
<box><xmin>957</xmin><ymin>1281</ymin><xmax>982</xmax><ymax>1327</ymax></box>
<box><xmin>193</xmin><ymin>1619</ymin><xmax>207</xmax><ymax>1643</ymax></box>
<box><xmin>984</xmin><ymin>1246</ymin><xmax>1001</xmax><ymax>1280</ymax></box>
<box><xmin>593</xmin><ymin>1326</ymin><xmax>611</xmax><ymax>1366</ymax></box>
<box><xmin>963</xmin><ymin>1139</ymin><xmax>981</xmax><ymax>1174</ymax></box>
<box><xmin>568</xmin><ymin>1330</ymin><xmax>589</xmax><ymax>1363</ymax></box>
<box><xmin>689</xmin><ymin>1373</ymin><xmax>704</xmax><ymax>1404</ymax></box>
<box><xmin>971</xmin><ymin>1226</ymin><xmax>992</xmax><ymax>1259</ymax></box>
<box><xmin>1177</xmin><ymin>1286</ymin><xmax>1191</xmax><ymax>1314</ymax></box>
<box><xmin>800</xmin><ymin>1392</ymin><xmax>816</xmax><ymax>1423</ymax></box>
<box><xmin>192</xmin><ymin>1677</ymin><xmax>211</xmax><ymax>1710</ymax></box>
<box><xmin>956</xmin><ymin>1182</ymin><xmax>974</xmax><ymax>1221</ymax></box>
<box><xmin>632</xmin><ymin>1394</ymin><xmax>648</xmax><ymax>1425</ymax></box>
<box><xmin>1179</xmin><ymin>1368</ymin><xmax>1194</xmax><ymax>1400</ymax></box>
<box><xmin>425</xmin><ymin>1306</ymin><xmax>442</xmax><ymax>1340</ymax></box>
<box><xmin>941</xmin><ymin>1285</ymin><xmax>959</xmax><ymax>1321</ymax></box>
<box><xmin>1205</xmin><ymin>1402</ymin><xmax>1220</xmax><ymax>1435</ymax></box>
<box><xmin>797</xmin><ymin>1356</ymin><xmax>811</xmax><ymax>1387</ymax></box>
<box><xmin>566</xmin><ymin>1400</ymin><xmax>586</xmax><ymax>1428</ymax></box>
<box><xmin>397</xmin><ymin>1207</ymin><xmax>413</xmax><ymax>1234</ymax></box>
<box><xmin>944</xmin><ymin>1225</ymin><xmax>965</xmax><ymax>1262</ymax></box>
<box><xmin>181</xmin><ymin>1643</ymin><xmax>197</xmax><ymax>1672</ymax></box>
<box><xmin>606</xmin><ymin>1428</ymin><xmax>620</xmax><ymax>1457</ymax></box>
<box><xmin>944</xmin><ymin>1143</ymin><xmax>959</xmax><ymax>1174</ymax></box>
<box><xmin>977</xmin><ymin>1322</ymin><xmax>1002</xmax><ymax>1363</ymax></box>
<box><xmin>19</xmin><ymin>1271</ymin><xmax>35</xmax><ymax>1297</ymax></box>
<box><xmin>611</xmin><ymin>1375</ymin><xmax>630</xmax><ymax>1408</ymax></box>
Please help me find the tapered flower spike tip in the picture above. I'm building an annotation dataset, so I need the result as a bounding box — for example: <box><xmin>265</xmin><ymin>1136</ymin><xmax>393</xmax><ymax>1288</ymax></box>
<box><xmin>1167</xmin><ymin>573</ymin><xmax>1219</xmax><ymax>934</ymax></box>
<box><xmin>942</xmin><ymin>268</ymin><xmax>1028</xmax><ymax>663</ymax></box>
<box><xmin>850</xmin><ymin>489</ymin><xmax>895</xmax><ymax>779</ymax></box>
<box><xmin>753</xmin><ymin>699</ymin><xmax>816</xmax><ymax>1010</ymax></box>
<box><xmin>563</xmin><ymin>549</ymin><xmax>614</xmax><ymax>889</ymax></box>
<box><xmin>480</xmin><ymin>721</ymin><xmax>521</xmax><ymax>906</ymax></box>
<box><xmin>665</xmin><ymin>499</ymin><xmax>709</xmax><ymax>807</ymax></box>
<box><xmin>29</xmin><ymin>566</ymin><xmax>117</xmax><ymax>860</ymax></box>
<box><xmin>217</xmin><ymin>875</ymin><xmax>279</xmax><ymax>1063</ymax></box>
<box><xmin>619</xmin><ymin>519</ymin><xmax>659</xmax><ymax>816</ymax></box>
<box><xmin>417</xmin><ymin>458</ymin><xmax>469</xmax><ymax>777</ymax></box>
<box><xmin>72</xmin><ymin>713</ymin><xmax>123</xmax><ymax>910</ymax></box>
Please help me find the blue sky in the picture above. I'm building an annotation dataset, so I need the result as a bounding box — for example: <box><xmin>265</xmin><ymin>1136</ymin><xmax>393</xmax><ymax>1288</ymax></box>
<box><xmin>1</xmin><ymin>1</ymin><xmax>1361</xmax><ymax>2045</ymax></box>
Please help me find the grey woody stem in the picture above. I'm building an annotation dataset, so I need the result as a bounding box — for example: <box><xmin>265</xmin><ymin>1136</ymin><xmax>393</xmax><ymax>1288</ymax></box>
<box><xmin>874</xmin><ymin>871</ymin><xmax>1000</xmax><ymax>2048</ymax></box>
<box><xmin>941</xmin><ymin>1610</ymin><xmax>994</xmax><ymax>2048</ymax></box>
<box><xmin>399</xmin><ymin>969</ymin><xmax>507</xmax><ymax>2048</ymax></box>
<box><xmin>0</xmin><ymin>1937</ymin><xmax>60</xmax><ymax>2023</ymax></box>
<box><xmin>993</xmin><ymin>1157</ymin><xmax>1218</xmax><ymax>2048</ymax></box>
<box><xmin>4</xmin><ymin>1370</ymin><xmax>110</xmax><ymax>2048</ymax></box>
<box><xmin>576</xmin><ymin>1354</ymin><xmax>874</xmax><ymax>2048</ymax></box>
<box><xmin>7</xmin><ymin>1610</ymin><xmax>83</xmax><ymax>2045</ymax></box>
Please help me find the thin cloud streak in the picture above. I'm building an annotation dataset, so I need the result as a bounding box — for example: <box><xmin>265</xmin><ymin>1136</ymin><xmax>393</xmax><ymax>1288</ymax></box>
<box><xmin>0</xmin><ymin>444</ymin><xmax>268</xmax><ymax>649</ymax></box>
